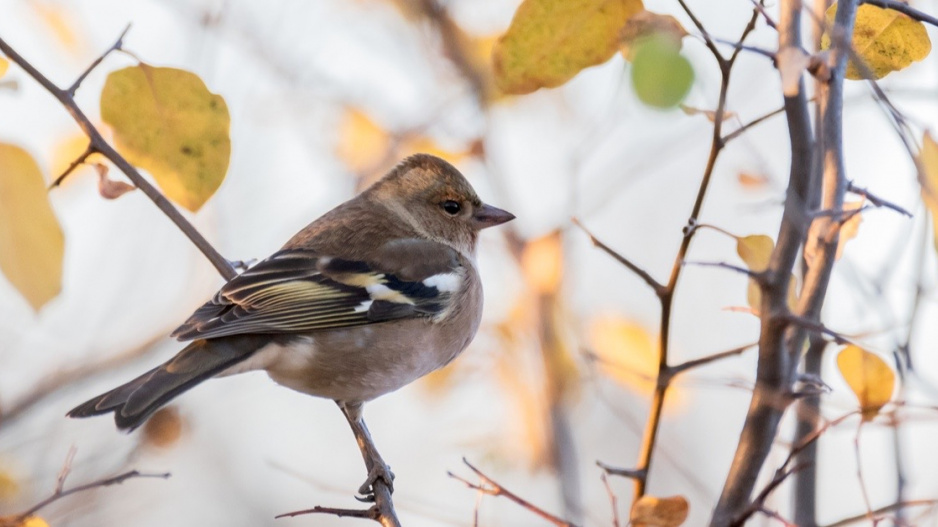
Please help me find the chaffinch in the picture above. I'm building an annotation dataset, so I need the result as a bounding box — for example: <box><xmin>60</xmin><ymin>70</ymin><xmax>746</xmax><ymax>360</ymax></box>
<box><xmin>68</xmin><ymin>154</ymin><xmax>514</xmax><ymax>495</ymax></box>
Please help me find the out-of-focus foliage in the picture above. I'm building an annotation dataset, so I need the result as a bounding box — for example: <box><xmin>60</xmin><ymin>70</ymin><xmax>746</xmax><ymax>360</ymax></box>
<box><xmin>629</xmin><ymin>34</ymin><xmax>693</xmax><ymax>108</ymax></box>
<box><xmin>521</xmin><ymin>231</ymin><xmax>564</xmax><ymax>293</ymax></box>
<box><xmin>50</xmin><ymin>132</ymin><xmax>105</xmax><ymax>185</ymax></box>
<box><xmin>101</xmin><ymin>65</ymin><xmax>230</xmax><ymax>212</ymax></box>
<box><xmin>589</xmin><ymin>315</ymin><xmax>658</xmax><ymax>394</ymax></box>
<box><xmin>836</xmin><ymin>344</ymin><xmax>895</xmax><ymax>421</ymax></box>
<box><xmin>0</xmin><ymin>57</ymin><xmax>8</xmax><ymax>79</ymax></box>
<box><xmin>493</xmin><ymin>0</ymin><xmax>643</xmax><ymax>94</ymax></box>
<box><xmin>0</xmin><ymin>144</ymin><xmax>64</xmax><ymax>311</ymax></box>
<box><xmin>920</xmin><ymin>132</ymin><xmax>938</xmax><ymax>251</ymax></box>
<box><xmin>630</xmin><ymin>495</ymin><xmax>689</xmax><ymax>527</ymax></box>
<box><xmin>141</xmin><ymin>406</ymin><xmax>184</xmax><ymax>449</ymax></box>
<box><xmin>822</xmin><ymin>3</ymin><xmax>931</xmax><ymax>80</ymax></box>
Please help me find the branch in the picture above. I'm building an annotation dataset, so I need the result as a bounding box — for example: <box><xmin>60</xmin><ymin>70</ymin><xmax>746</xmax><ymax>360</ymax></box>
<box><xmin>682</xmin><ymin>260</ymin><xmax>764</xmax><ymax>280</ymax></box>
<box><xmin>67</xmin><ymin>24</ymin><xmax>130</xmax><ymax>96</ymax></box>
<box><xmin>722</xmin><ymin>105</ymin><xmax>786</xmax><ymax>144</ymax></box>
<box><xmin>596</xmin><ymin>461</ymin><xmax>645</xmax><ymax>481</ymax></box>
<box><xmin>669</xmin><ymin>342</ymin><xmax>757</xmax><ymax>377</ymax></box>
<box><xmin>859</xmin><ymin>0</ymin><xmax>938</xmax><ymax>27</ymax></box>
<box><xmin>0</xmin><ymin>29</ymin><xmax>238</xmax><ymax>281</ymax></box>
<box><xmin>846</xmin><ymin>180</ymin><xmax>913</xmax><ymax>217</ymax></box>
<box><xmin>449</xmin><ymin>458</ymin><xmax>578</xmax><ymax>527</ymax></box>
<box><xmin>571</xmin><ymin>217</ymin><xmax>665</xmax><ymax>295</ymax></box>
<box><xmin>2</xmin><ymin>451</ymin><xmax>170</xmax><ymax>525</ymax></box>
<box><xmin>675</xmin><ymin>0</ymin><xmax>726</xmax><ymax>67</ymax></box>
<box><xmin>823</xmin><ymin>499</ymin><xmax>938</xmax><ymax>527</ymax></box>
<box><xmin>782</xmin><ymin>313</ymin><xmax>849</xmax><ymax>344</ymax></box>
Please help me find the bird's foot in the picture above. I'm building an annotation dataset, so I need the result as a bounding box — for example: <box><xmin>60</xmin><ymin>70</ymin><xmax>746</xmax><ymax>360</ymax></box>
<box><xmin>356</xmin><ymin>463</ymin><xmax>395</xmax><ymax>501</ymax></box>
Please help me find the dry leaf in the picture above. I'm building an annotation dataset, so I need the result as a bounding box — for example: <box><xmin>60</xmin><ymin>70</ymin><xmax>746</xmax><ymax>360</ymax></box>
<box><xmin>521</xmin><ymin>231</ymin><xmax>564</xmax><ymax>294</ymax></box>
<box><xmin>737</xmin><ymin>172</ymin><xmax>770</xmax><ymax>189</ymax></box>
<box><xmin>822</xmin><ymin>3</ymin><xmax>931</xmax><ymax>79</ymax></box>
<box><xmin>493</xmin><ymin>0</ymin><xmax>644</xmax><ymax>94</ymax></box>
<box><xmin>619</xmin><ymin>10</ymin><xmax>687</xmax><ymax>61</ymax></box>
<box><xmin>919</xmin><ymin>132</ymin><xmax>938</xmax><ymax>252</ymax></box>
<box><xmin>777</xmin><ymin>46</ymin><xmax>811</xmax><ymax>96</ymax></box>
<box><xmin>93</xmin><ymin>163</ymin><xmax>136</xmax><ymax>200</ymax></box>
<box><xmin>736</xmin><ymin>234</ymin><xmax>774</xmax><ymax>272</ymax></box>
<box><xmin>631</xmin><ymin>495</ymin><xmax>689</xmax><ymax>526</ymax></box>
<box><xmin>101</xmin><ymin>64</ymin><xmax>230</xmax><ymax>212</ymax></box>
<box><xmin>835</xmin><ymin>199</ymin><xmax>864</xmax><ymax>260</ymax></box>
<box><xmin>837</xmin><ymin>345</ymin><xmax>895</xmax><ymax>421</ymax></box>
<box><xmin>0</xmin><ymin>144</ymin><xmax>64</xmax><ymax>311</ymax></box>
<box><xmin>679</xmin><ymin>105</ymin><xmax>736</xmax><ymax>123</ymax></box>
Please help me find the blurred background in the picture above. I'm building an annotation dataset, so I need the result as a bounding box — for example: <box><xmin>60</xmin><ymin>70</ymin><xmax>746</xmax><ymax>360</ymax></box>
<box><xmin>1</xmin><ymin>0</ymin><xmax>938</xmax><ymax>525</ymax></box>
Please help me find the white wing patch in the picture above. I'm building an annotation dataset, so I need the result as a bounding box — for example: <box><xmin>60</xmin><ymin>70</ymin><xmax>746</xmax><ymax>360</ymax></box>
<box><xmin>353</xmin><ymin>299</ymin><xmax>374</xmax><ymax>313</ymax></box>
<box><xmin>366</xmin><ymin>283</ymin><xmax>415</xmax><ymax>305</ymax></box>
<box><xmin>423</xmin><ymin>272</ymin><xmax>462</xmax><ymax>293</ymax></box>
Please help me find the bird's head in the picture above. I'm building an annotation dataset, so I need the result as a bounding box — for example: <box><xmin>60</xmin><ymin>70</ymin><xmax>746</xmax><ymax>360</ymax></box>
<box><xmin>368</xmin><ymin>154</ymin><xmax>515</xmax><ymax>255</ymax></box>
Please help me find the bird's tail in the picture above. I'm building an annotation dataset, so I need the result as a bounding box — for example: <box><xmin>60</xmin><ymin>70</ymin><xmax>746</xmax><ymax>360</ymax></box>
<box><xmin>68</xmin><ymin>335</ymin><xmax>270</xmax><ymax>431</ymax></box>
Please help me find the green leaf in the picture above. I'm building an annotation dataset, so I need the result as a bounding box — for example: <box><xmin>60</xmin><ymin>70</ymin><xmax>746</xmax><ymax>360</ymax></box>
<box><xmin>630</xmin><ymin>35</ymin><xmax>693</xmax><ymax>108</ymax></box>
<box><xmin>822</xmin><ymin>3</ymin><xmax>931</xmax><ymax>80</ymax></box>
<box><xmin>101</xmin><ymin>64</ymin><xmax>230</xmax><ymax>212</ymax></box>
<box><xmin>493</xmin><ymin>0</ymin><xmax>644</xmax><ymax>95</ymax></box>
<box><xmin>0</xmin><ymin>143</ymin><xmax>64</xmax><ymax>311</ymax></box>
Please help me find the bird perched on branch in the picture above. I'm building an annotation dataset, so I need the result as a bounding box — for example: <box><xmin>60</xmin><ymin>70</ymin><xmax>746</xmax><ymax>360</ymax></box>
<box><xmin>68</xmin><ymin>154</ymin><xmax>514</xmax><ymax>498</ymax></box>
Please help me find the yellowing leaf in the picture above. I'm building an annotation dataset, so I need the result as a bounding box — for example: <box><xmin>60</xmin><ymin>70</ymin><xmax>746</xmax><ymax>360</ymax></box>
<box><xmin>0</xmin><ymin>144</ymin><xmax>64</xmax><ymax>311</ymax></box>
<box><xmin>493</xmin><ymin>0</ymin><xmax>644</xmax><ymax>94</ymax></box>
<box><xmin>22</xmin><ymin>516</ymin><xmax>51</xmax><ymax>527</ymax></box>
<box><xmin>0</xmin><ymin>57</ymin><xmax>8</xmax><ymax>79</ymax></box>
<box><xmin>822</xmin><ymin>3</ymin><xmax>931</xmax><ymax>80</ymax></box>
<box><xmin>336</xmin><ymin>108</ymin><xmax>391</xmax><ymax>173</ymax></box>
<box><xmin>736</xmin><ymin>234</ymin><xmax>774</xmax><ymax>272</ymax></box>
<box><xmin>630</xmin><ymin>495</ymin><xmax>689</xmax><ymax>527</ymax></box>
<box><xmin>521</xmin><ymin>231</ymin><xmax>564</xmax><ymax>293</ymax></box>
<box><xmin>619</xmin><ymin>10</ymin><xmax>687</xmax><ymax>61</ymax></box>
<box><xmin>101</xmin><ymin>64</ymin><xmax>230</xmax><ymax>212</ymax></box>
<box><xmin>919</xmin><ymin>132</ymin><xmax>938</xmax><ymax>252</ymax></box>
<box><xmin>836</xmin><ymin>199</ymin><xmax>864</xmax><ymax>260</ymax></box>
<box><xmin>837</xmin><ymin>345</ymin><xmax>895</xmax><ymax>421</ymax></box>
<box><xmin>589</xmin><ymin>315</ymin><xmax>658</xmax><ymax>393</ymax></box>
<box><xmin>631</xmin><ymin>35</ymin><xmax>694</xmax><ymax>109</ymax></box>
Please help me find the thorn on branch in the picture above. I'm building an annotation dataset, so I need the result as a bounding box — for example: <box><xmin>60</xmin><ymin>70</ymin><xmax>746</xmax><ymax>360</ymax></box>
<box><xmin>682</xmin><ymin>260</ymin><xmax>763</xmax><ymax>280</ymax></box>
<box><xmin>67</xmin><ymin>23</ymin><xmax>131</xmax><ymax>96</ymax></box>
<box><xmin>782</xmin><ymin>314</ymin><xmax>849</xmax><ymax>345</ymax></box>
<box><xmin>596</xmin><ymin>461</ymin><xmax>646</xmax><ymax>481</ymax></box>
<box><xmin>846</xmin><ymin>180</ymin><xmax>913</xmax><ymax>217</ymax></box>
<box><xmin>275</xmin><ymin>505</ymin><xmax>379</xmax><ymax>521</ymax></box>
<box><xmin>669</xmin><ymin>342</ymin><xmax>757</xmax><ymax>377</ymax></box>
<box><xmin>450</xmin><ymin>458</ymin><xmax>578</xmax><ymax>527</ymax></box>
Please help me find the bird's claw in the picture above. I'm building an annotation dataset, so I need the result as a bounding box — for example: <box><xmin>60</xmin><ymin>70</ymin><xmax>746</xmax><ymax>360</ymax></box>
<box><xmin>356</xmin><ymin>464</ymin><xmax>395</xmax><ymax>501</ymax></box>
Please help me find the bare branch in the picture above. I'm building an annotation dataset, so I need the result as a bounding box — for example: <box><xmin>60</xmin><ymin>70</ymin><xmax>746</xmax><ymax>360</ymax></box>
<box><xmin>682</xmin><ymin>260</ymin><xmax>764</xmax><ymax>280</ymax></box>
<box><xmin>823</xmin><ymin>499</ymin><xmax>938</xmax><ymax>527</ymax></box>
<box><xmin>669</xmin><ymin>342</ymin><xmax>757</xmax><ymax>377</ymax></box>
<box><xmin>50</xmin><ymin>144</ymin><xmax>96</xmax><ymax>188</ymax></box>
<box><xmin>782</xmin><ymin>313</ymin><xmax>849</xmax><ymax>344</ymax></box>
<box><xmin>0</xmin><ymin>29</ymin><xmax>238</xmax><ymax>281</ymax></box>
<box><xmin>596</xmin><ymin>461</ymin><xmax>645</xmax><ymax>481</ymax></box>
<box><xmin>846</xmin><ymin>180</ymin><xmax>913</xmax><ymax>217</ymax></box>
<box><xmin>675</xmin><ymin>0</ymin><xmax>726</xmax><ymax>67</ymax></box>
<box><xmin>859</xmin><ymin>0</ymin><xmax>938</xmax><ymax>27</ymax></box>
<box><xmin>450</xmin><ymin>459</ymin><xmax>578</xmax><ymax>527</ymax></box>
<box><xmin>571</xmin><ymin>217</ymin><xmax>665</xmax><ymax>295</ymax></box>
<box><xmin>599</xmin><ymin>474</ymin><xmax>621</xmax><ymax>527</ymax></box>
<box><xmin>723</xmin><ymin>105</ymin><xmax>786</xmax><ymax>144</ymax></box>
<box><xmin>67</xmin><ymin>23</ymin><xmax>130</xmax><ymax>96</ymax></box>
<box><xmin>275</xmin><ymin>506</ymin><xmax>380</xmax><ymax>521</ymax></box>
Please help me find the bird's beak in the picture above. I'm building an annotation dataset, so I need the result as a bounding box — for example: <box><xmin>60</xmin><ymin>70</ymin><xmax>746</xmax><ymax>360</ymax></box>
<box><xmin>473</xmin><ymin>203</ymin><xmax>515</xmax><ymax>229</ymax></box>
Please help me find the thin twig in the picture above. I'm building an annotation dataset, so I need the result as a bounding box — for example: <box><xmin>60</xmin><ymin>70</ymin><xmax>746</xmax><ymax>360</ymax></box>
<box><xmin>600</xmin><ymin>474</ymin><xmax>621</xmax><ymax>527</ymax></box>
<box><xmin>0</xmin><ymin>29</ymin><xmax>238</xmax><ymax>281</ymax></box>
<box><xmin>859</xmin><ymin>0</ymin><xmax>938</xmax><ymax>27</ymax></box>
<box><xmin>722</xmin><ymin>106</ymin><xmax>786</xmax><ymax>144</ymax></box>
<box><xmin>67</xmin><ymin>24</ymin><xmax>130</xmax><ymax>96</ymax></box>
<box><xmin>682</xmin><ymin>260</ymin><xmax>763</xmax><ymax>279</ymax></box>
<box><xmin>846</xmin><ymin>180</ymin><xmax>913</xmax><ymax>217</ymax></box>
<box><xmin>669</xmin><ymin>343</ymin><xmax>757</xmax><ymax>377</ymax></box>
<box><xmin>571</xmin><ymin>217</ymin><xmax>665</xmax><ymax>295</ymax></box>
<box><xmin>675</xmin><ymin>0</ymin><xmax>727</xmax><ymax>67</ymax></box>
<box><xmin>450</xmin><ymin>459</ymin><xmax>578</xmax><ymax>527</ymax></box>
<box><xmin>596</xmin><ymin>461</ymin><xmax>645</xmax><ymax>481</ymax></box>
<box><xmin>823</xmin><ymin>499</ymin><xmax>938</xmax><ymax>527</ymax></box>
<box><xmin>50</xmin><ymin>144</ymin><xmax>96</xmax><ymax>188</ymax></box>
<box><xmin>782</xmin><ymin>313</ymin><xmax>848</xmax><ymax>344</ymax></box>
<box><xmin>275</xmin><ymin>506</ymin><xmax>379</xmax><ymax>520</ymax></box>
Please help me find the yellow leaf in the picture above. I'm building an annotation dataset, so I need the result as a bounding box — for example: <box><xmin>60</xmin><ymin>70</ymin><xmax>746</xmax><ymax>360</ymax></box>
<box><xmin>521</xmin><ymin>231</ymin><xmax>564</xmax><ymax>293</ymax></box>
<box><xmin>0</xmin><ymin>468</ymin><xmax>18</xmax><ymax>501</ymax></box>
<box><xmin>0</xmin><ymin>144</ymin><xmax>64</xmax><ymax>311</ymax></box>
<box><xmin>618</xmin><ymin>10</ymin><xmax>687</xmax><ymax>61</ymax></box>
<box><xmin>630</xmin><ymin>495</ymin><xmax>689</xmax><ymax>527</ymax></box>
<box><xmin>822</xmin><ymin>3</ymin><xmax>931</xmax><ymax>80</ymax></box>
<box><xmin>29</xmin><ymin>1</ymin><xmax>86</xmax><ymax>57</ymax></box>
<box><xmin>399</xmin><ymin>136</ymin><xmax>471</xmax><ymax>167</ymax></box>
<box><xmin>837</xmin><ymin>345</ymin><xmax>895</xmax><ymax>421</ymax></box>
<box><xmin>589</xmin><ymin>315</ymin><xmax>658</xmax><ymax>393</ymax></box>
<box><xmin>336</xmin><ymin>108</ymin><xmax>391</xmax><ymax>173</ymax></box>
<box><xmin>736</xmin><ymin>234</ymin><xmax>774</xmax><ymax>272</ymax></box>
<box><xmin>101</xmin><ymin>65</ymin><xmax>231</xmax><ymax>212</ymax></box>
<box><xmin>919</xmin><ymin>132</ymin><xmax>938</xmax><ymax>252</ymax></box>
<box><xmin>0</xmin><ymin>57</ymin><xmax>8</xmax><ymax>79</ymax></box>
<box><xmin>493</xmin><ymin>0</ymin><xmax>644</xmax><ymax>94</ymax></box>
<box><xmin>21</xmin><ymin>516</ymin><xmax>50</xmax><ymax>527</ymax></box>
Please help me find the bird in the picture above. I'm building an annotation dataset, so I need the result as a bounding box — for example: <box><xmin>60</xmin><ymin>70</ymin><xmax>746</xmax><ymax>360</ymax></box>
<box><xmin>68</xmin><ymin>153</ymin><xmax>514</xmax><ymax>497</ymax></box>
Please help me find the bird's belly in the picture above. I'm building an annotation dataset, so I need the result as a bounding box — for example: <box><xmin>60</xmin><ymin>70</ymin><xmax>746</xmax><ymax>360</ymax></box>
<box><xmin>253</xmin><ymin>321</ymin><xmax>468</xmax><ymax>403</ymax></box>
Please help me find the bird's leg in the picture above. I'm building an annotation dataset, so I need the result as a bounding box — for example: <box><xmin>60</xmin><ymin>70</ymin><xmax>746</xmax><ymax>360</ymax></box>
<box><xmin>337</xmin><ymin>401</ymin><xmax>395</xmax><ymax>499</ymax></box>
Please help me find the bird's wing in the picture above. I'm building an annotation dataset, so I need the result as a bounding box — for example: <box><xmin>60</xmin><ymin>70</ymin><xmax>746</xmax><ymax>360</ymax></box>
<box><xmin>171</xmin><ymin>240</ymin><xmax>464</xmax><ymax>341</ymax></box>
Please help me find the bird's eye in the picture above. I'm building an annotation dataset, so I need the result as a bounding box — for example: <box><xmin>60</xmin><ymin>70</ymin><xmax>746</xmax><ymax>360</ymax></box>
<box><xmin>442</xmin><ymin>200</ymin><xmax>461</xmax><ymax>215</ymax></box>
